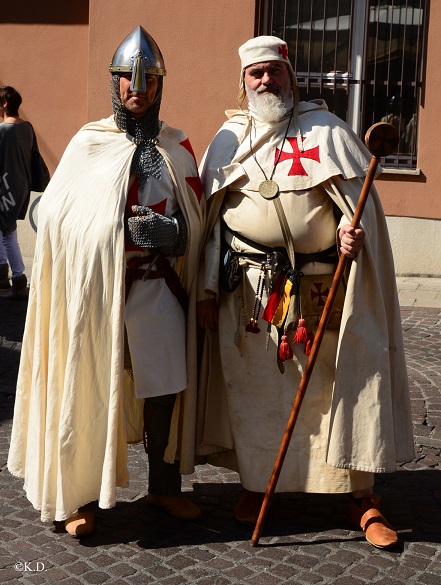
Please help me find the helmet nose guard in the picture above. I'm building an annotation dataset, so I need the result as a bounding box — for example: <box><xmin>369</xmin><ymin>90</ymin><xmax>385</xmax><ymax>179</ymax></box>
<box><xmin>109</xmin><ymin>25</ymin><xmax>166</xmax><ymax>93</ymax></box>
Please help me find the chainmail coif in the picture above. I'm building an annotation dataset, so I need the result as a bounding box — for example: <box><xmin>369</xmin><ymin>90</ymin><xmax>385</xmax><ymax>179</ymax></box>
<box><xmin>111</xmin><ymin>73</ymin><xmax>164</xmax><ymax>186</ymax></box>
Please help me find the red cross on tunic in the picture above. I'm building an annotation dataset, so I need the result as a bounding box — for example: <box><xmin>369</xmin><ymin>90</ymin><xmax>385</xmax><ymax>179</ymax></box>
<box><xmin>278</xmin><ymin>44</ymin><xmax>288</xmax><ymax>60</ymax></box>
<box><xmin>310</xmin><ymin>281</ymin><xmax>330</xmax><ymax>307</ymax></box>
<box><xmin>180</xmin><ymin>138</ymin><xmax>204</xmax><ymax>203</ymax></box>
<box><xmin>125</xmin><ymin>177</ymin><xmax>168</xmax><ymax>251</ymax></box>
<box><xmin>275</xmin><ymin>136</ymin><xmax>320</xmax><ymax>176</ymax></box>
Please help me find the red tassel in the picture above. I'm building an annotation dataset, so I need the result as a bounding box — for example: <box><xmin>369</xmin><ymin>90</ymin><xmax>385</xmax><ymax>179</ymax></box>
<box><xmin>245</xmin><ymin>319</ymin><xmax>260</xmax><ymax>334</ymax></box>
<box><xmin>305</xmin><ymin>331</ymin><xmax>315</xmax><ymax>355</ymax></box>
<box><xmin>278</xmin><ymin>335</ymin><xmax>293</xmax><ymax>360</ymax></box>
<box><xmin>293</xmin><ymin>318</ymin><xmax>308</xmax><ymax>343</ymax></box>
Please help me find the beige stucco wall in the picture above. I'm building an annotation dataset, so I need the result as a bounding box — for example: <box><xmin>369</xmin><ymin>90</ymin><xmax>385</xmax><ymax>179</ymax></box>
<box><xmin>86</xmin><ymin>0</ymin><xmax>256</xmax><ymax>161</ymax></box>
<box><xmin>387</xmin><ymin>217</ymin><xmax>441</xmax><ymax>277</ymax></box>
<box><xmin>0</xmin><ymin>3</ymin><xmax>89</xmax><ymax>175</ymax></box>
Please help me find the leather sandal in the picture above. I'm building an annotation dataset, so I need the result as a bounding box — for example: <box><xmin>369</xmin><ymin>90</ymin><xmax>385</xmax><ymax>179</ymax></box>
<box><xmin>64</xmin><ymin>510</ymin><xmax>95</xmax><ymax>537</ymax></box>
<box><xmin>234</xmin><ymin>489</ymin><xmax>265</xmax><ymax>524</ymax></box>
<box><xmin>348</xmin><ymin>494</ymin><xmax>398</xmax><ymax>549</ymax></box>
<box><xmin>146</xmin><ymin>494</ymin><xmax>202</xmax><ymax>520</ymax></box>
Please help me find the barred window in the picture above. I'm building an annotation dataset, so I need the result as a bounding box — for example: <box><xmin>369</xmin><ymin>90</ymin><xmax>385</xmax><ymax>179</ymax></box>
<box><xmin>256</xmin><ymin>0</ymin><xmax>427</xmax><ymax>171</ymax></box>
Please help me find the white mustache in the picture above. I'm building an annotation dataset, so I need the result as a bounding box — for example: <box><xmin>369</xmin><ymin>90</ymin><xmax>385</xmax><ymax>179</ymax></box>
<box><xmin>256</xmin><ymin>84</ymin><xmax>279</xmax><ymax>94</ymax></box>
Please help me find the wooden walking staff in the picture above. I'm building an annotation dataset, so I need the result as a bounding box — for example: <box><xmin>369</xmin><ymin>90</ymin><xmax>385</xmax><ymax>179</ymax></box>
<box><xmin>251</xmin><ymin>122</ymin><xmax>399</xmax><ymax>547</ymax></box>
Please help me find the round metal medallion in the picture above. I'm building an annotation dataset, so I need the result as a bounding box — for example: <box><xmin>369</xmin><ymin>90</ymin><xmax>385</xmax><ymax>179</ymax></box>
<box><xmin>259</xmin><ymin>179</ymin><xmax>279</xmax><ymax>200</ymax></box>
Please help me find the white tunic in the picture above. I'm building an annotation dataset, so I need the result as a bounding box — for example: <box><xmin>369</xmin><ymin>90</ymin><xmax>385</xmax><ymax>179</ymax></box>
<box><xmin>125</xmin><ymin>170</ymin><xmax>186</xmax><ymax>398</ymax></box>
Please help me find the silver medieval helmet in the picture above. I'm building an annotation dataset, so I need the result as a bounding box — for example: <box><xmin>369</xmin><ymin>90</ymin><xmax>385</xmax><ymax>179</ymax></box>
<box><xmin>109</xmin><ymin>25</ymin><xmax>166</xmax><ymax>92</ymax></box>
<box><xmin>109</xmin><ymin>26</ymin><xmax>167</xmax><ymax>185</ymax></box>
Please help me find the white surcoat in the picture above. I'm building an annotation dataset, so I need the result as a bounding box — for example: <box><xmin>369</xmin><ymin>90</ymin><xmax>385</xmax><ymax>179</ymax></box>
<box><xmin>197</xmin><ymin>101</ymin><xmax>414</xmax><ymax>493</ymax></box>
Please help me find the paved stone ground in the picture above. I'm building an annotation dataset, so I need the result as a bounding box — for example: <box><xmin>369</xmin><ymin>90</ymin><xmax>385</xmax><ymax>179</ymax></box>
<box><xmin>0</xmin><ymin>295</ymin><xmax>440</xmax><ymax>584</ymax></box>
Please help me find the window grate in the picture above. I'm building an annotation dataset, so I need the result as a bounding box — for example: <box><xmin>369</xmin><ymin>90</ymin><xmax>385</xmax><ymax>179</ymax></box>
<box><xmin>256</xmin><ymin>0</ymin><xmax>427</xmax><ymax>170</ymax></box>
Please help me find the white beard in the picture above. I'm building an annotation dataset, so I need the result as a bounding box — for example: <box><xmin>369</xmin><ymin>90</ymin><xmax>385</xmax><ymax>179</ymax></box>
<box><xmin>246</xmin><ymin>86</ymin><xmax>293</xmax><ymax>123</ymax></box>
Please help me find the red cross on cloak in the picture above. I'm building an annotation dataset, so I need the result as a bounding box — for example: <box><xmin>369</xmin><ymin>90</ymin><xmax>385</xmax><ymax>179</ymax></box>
<box><xmin>310</xmin><ymin>281</ymin><xmax>330</xmax><ymax>307</ymax></box>
<box><xmin>278</xmin><ymin>45</ymin><xmax>288</xmax><ymax>60</ymax></box>
<box><xmin>180</xmin><ymin>138</ymin><xmax>204</xmax><ymax>202</ymax></box>
<box><xmin>275</xmin><ymin>136</ymin><xmax>320</xmax><ymax>176</ymax></box>
<box><xmin>126</xmin><ymin>178</ymin><xmax>167</xmax><ymax>216</ymax></box>
<box><xmin>125</xmin><ymin>178</ymin><xmax>168</xmax><ymax>251</ymax></box>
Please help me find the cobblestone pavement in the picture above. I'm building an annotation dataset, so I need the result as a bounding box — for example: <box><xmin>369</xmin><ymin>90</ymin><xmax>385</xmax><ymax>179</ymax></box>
<box><xmin>0</xmin><ymin>296</ymin><xmax>440</xmax><ymax>585</ymax></box>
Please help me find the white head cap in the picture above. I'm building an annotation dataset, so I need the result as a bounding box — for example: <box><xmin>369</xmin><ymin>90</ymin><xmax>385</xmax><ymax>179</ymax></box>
<box><xmin>238</xmin><ymin>35</ymin><xmax>293</xmax><ymax>72</ymax></box>
<box><xmin>237</xmin><ymin>36</ymin><xmax>298</xmax><ymax>110</ymax></box>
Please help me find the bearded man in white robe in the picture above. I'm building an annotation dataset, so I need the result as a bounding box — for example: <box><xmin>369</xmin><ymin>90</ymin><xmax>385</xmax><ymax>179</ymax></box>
<box><xmin>197</xmin><ymin>36</ymin><xmax>414</xmax><ymax>550</ymax></box>
<box><xmin>8</xmin><ymin>26</ymin><xmax>204</xmax><ymax>536</ymax></box>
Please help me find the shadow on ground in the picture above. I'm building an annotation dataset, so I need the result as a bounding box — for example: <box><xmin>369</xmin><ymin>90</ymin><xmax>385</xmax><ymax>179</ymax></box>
<box><xmin>57</xmin><ymin>472</ymin><xmax>441</xmax><ymax>552</ymax></box>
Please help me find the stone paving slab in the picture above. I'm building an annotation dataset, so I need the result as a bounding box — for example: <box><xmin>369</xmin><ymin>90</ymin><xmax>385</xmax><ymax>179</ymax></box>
<box><xmin>396</xmin><ymin>278</ymin><xmax>441</xmax><ymax>309</ymax></box>
<box><xmin>397</xmin><ymin>277</ymin><xmax>441</xmax><ymax>291</ymax></box>
<box><xmin>0</xmin><ymin>299</ymin><xmax>440</xmax><ymax>584</ymax></box>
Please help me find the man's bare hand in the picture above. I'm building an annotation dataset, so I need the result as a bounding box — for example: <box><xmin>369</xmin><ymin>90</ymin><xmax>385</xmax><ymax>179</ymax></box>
<box><xmin>339</xmin><ymin>225</ymin><xmax>365</xmax><ymax>259</ymax></box>
<box><xmin>197</xmin><ymin>298</ymin><xmax>219</xmax><ymax>331</ymax></box>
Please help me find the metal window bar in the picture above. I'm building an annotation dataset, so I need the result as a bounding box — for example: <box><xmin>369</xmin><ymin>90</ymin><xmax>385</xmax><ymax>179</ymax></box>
<box><xmin>270</xmin><ymin>2</ymin><xmax>355</xmax><ymax>100</ymax></box>
<box><xmin>398</xmin><ymin>0</ymin><xmax>408</xmax><ymax>157</ymax></box>
<box><xmin>371</xmin><ymin>1</ymin><xmax>380</xmax><ymax>106</ymax></box>
<box><xmin>348</xmin><ymin>0</ymin><xmax>354</xmax><ymax>71</ymax></box>
<box><xmin>306</xmin><ymin>2</ymin><xmax>313</xmax><ymax>93</ymax></box>
<box><xmin>333</xmin><ymin>0</ymin><xmax>340</xmax><ymax>95</ymax></box>
<box><xmin>294</xmin><ymin>0</ymin><xmax>300</xmax><ymax>76</ymax></box>
<box><xmin>320</xmin><ymin>0</ymin><xmax>326</xmax><ymax>95</ymax></box>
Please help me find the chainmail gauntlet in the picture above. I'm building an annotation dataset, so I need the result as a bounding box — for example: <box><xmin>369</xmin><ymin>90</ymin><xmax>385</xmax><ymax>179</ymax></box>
<box><xmin>127</xmin><ymin>206</ymin><xmax>187</xmax><ymax>257</ymax></box>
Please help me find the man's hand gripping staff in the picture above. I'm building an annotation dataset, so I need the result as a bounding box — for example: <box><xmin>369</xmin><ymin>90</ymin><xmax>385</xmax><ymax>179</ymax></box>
<box><xmin>251</xmin><ymin>122</ymin><xmax>400</xmax><ymax>547</ymax></box>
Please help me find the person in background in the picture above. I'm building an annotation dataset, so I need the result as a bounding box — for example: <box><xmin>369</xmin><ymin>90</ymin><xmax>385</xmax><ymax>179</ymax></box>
<box><xmin>0</xmin><ymin>86</ymin><xmax>34</xmax><ymax>299</ymax></box>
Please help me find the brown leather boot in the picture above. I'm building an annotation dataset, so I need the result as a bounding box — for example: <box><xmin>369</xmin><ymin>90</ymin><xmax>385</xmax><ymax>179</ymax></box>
<box><xmin>348</xmin><ymin>494</ymin><xmax>398</xmax><ymax>549</ymax></box>
<box><xmin>234</xmin><ymin>489</ymin><xmax>265</xmax><ymax>524</ymax></box>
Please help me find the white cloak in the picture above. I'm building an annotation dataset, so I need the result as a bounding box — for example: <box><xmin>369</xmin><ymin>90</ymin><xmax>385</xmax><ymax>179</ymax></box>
<box><xmin>7</xmin><ymin>116</ymin><xmax>204</xmax><ymax>521</ymax></box>
<box><xmin>196</xmin><ymin>101</ymin><xmax>414</xmax><ymax>490</ymax></box>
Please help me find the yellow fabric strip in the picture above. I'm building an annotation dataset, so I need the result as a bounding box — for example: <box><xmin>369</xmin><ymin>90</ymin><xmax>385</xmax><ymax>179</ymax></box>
<box><xmin>271</xmin><ymin>279</ymin><xmax>293</xmax><ymax>328</ymax></box>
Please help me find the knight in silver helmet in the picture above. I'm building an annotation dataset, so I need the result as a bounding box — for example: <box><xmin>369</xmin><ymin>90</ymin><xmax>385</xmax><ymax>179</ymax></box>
<box><xmin>8</xmin><ymin>26</ymin><xmax>205</xmax><ymax>537</ymax></box>
<box><xmin>110</xmin><ymin>26</ymin><xmax>166</xmax><ymax>185</ymax></box>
